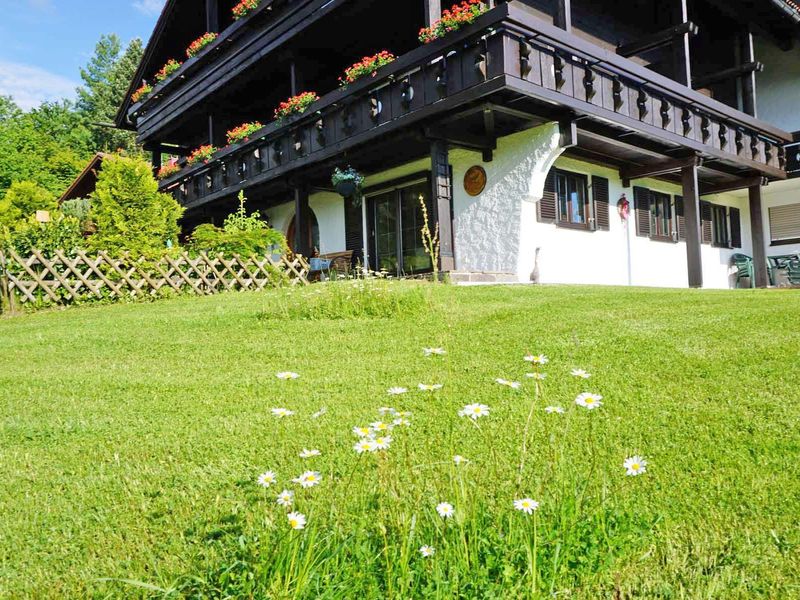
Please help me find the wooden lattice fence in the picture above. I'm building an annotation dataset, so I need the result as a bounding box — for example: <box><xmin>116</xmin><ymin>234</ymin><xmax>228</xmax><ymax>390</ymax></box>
<box><xmin>0</xmin><ymin>249</ymin><xmax>309</xmax><ymax>311</ymax></box>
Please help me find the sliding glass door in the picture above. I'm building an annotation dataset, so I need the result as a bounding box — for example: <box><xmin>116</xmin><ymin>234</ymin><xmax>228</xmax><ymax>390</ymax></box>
<box><xmin>368</xmin><ymin>180</ymin><xmax>433</xmax><ymax>276</ymax></box>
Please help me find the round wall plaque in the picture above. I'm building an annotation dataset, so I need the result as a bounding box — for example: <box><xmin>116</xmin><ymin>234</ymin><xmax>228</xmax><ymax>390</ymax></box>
<box><xmin>463</xmin><ymin>165</ymin><xmax>487</xmax><ymax>196</ymax></box>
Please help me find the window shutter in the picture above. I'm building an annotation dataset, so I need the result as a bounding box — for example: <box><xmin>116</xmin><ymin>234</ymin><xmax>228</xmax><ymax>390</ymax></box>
<box><xmin>700</xmin><ymin>201</ymin><xmax>713</xmax><ymax>244</ymax></box>
<box><xmin>633</xmin><ymin>186</ymin><xmax>651</xmax><ymax>237</ymax></box>
<box><xmin>344</xmin><ymin>197</ymin><xmax>364</xmax><ymax>261</ymax></box>
<box><xmin>729</xmin><ymin>207</ymin><xmax>741</xmax><ymax>248</ymax></box>
<box><xmin>592</xmin><ymin>176</ymin><xmax>610</xmax><ymax>231</ymax></box>
<box><xmin>537</xmin><ymin>168</ymin><xmax>557</xmax><ymax>223</ymax></box>
<box><xmin>768</xmin><ymin>204</ymin><xmax>800</xmax><ymax>243</ymax></box>
<box><xmin>674</xmin><ymin>196</ymin><xmax>686</xmax><ymax>241</ymax></box>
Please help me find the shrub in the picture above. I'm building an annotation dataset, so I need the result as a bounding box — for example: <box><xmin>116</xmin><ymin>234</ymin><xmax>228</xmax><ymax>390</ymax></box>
<box><xmin>232</xmin><ymin>0</ymin><xmax>259</xmax><ymax>19</ymax></box>
<box><xmin>186</xmin><ymin>33</ymin><xmax>218</xmax><ymax>59</ymax></box>
<box><xmin>190</xmin><ymin>191</ymin><xmax>287</xmax><ymax>257</ymax></box>
<box><xmin>87</xmin><ymin>155</ymin><xmax>184</xmax><ymax>258</ymax></box>
<box><xmin>274</xmin><ymin>92</ymin><xmax>319</xmax><ymax>121</ymax></box>
<box><xmin>419</xmin><ymin>0</ymin><xmax>487</xmax><ymax>44</ymax></box>
<box><xmin>187</xmin><ymin>145</ymin><xmax>217</xmax><ymax>165</ymax></box>
<box><xmin>339</xmin><ymin>51</ymin><xmax>395</xmax><ymax>87</ymax></box>
<box><xmin>3</xmin><ymin>213</ymin><xmax>83</xmax><ymax>257</ymax></box>
<box><xmin>155</xmin><ymin>59</ymin><xmax>182</xmax><ymax>83</ymax></box>
<box><xmin>226</xmin><ymin>122</ymin><xmax>263</xmax><ymax>146</ymax></box>
<box><xmin>132</xmin><ymin>82</ymin><xmax>152</xmax><ymax>103</ymax></box>
<box><xmin>60</xmin><ymin>197</ymin><xmax>94</xmax><ymax>234</ymax></box>
<box><xmin>0</xmin><ymin>181</ymin><xmax>57</xmax><ymax>230</ymax></box>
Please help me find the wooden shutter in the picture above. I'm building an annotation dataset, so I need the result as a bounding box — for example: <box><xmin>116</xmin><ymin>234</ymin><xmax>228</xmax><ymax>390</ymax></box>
<box><xmin>674</xmin><ymin>196</ymin><xmax>686</xmax><ymax>241</ymax></box>
<box><xmin>633</xmin><ymin>186</ymin><xmax>651</xmax><ymax>237</ymax></box>
<box><xmin>729</xmin><ymin>207</ymin><xmax>741</xmax><ymax>248</ymax></box>
<box><xmin>537</xmin><ymin>168</ymin><xmax>557</xmax><ymax>223</ymax></box>
<box><xmin>700</xmin><ymin>201</ymin><xmax>713</xmax><ymax>244</ymax></box>
<box><xmin>592</xmin><ymin>176</ymin><xmax>610</xmax><ymax>231</ymax></box>
<box><xmin>344</xmin><ymin>197</ymin><xmax>363</xmax><ymax>262</ymax></box>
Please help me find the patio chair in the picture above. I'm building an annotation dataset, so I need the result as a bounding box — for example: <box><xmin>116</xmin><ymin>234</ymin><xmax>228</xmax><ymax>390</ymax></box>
<box><xmin>732</xmin><ymin>253</ymin><xmax>754</xmax><ymax>288</ymax></box>
<box><xmin>787</xmin><ymin>260</ymin><xmax>800</xmax><ymax>286</ymax></box>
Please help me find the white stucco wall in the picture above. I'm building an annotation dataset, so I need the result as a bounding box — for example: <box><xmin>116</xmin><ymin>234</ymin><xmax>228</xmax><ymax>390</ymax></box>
<box><xmin>263</xmin><ymin>191</ymin><xmax>346</xmax><ymax>255</ymax></box>
<box><xmin>756</xmin><ymin>37</ymin><xmax>800</xmax><ymax>132</ymax></box>
<box><xmin>760</xmin><ymin>179</ymin><xmax>800</xmax><ymax>256</ymax></box>
<box><xmin>450</xmin><ymin>127</ymin><xmax>752</xmax><ymax>289</ymax></box>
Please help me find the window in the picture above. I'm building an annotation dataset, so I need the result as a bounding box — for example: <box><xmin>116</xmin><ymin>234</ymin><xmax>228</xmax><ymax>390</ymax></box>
<box><xmin>650</xmin><ymin>191</ymin><xmax>674</xmax><ymax>240</ymax></box>
<box><xmin>769</xmin><ymin>203</ymin><xmax>800</xmax><ymax>246</ymax></box>
<box><xmin>711</xmin><ymin>204</ymin><xmax>730</xmax><ymax>247</ymax></box>
<box><xmin>555</xmin><ymin>170</ymin><xmax>590</xmax><ymax>228</ymax></box>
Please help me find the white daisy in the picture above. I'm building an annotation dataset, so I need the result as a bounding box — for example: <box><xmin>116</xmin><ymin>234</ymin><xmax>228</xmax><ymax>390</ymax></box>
<box><xmin>287</xmin><ymin>511</ymin><xmax>306</xmax><ymax>530</ymax></box>
<box><xmin>458</xmin><ymin>403</ymin><xmax>490</xmax><ymax>420</ymax></box>
<box><xmin>513</xmin><ymin>498</ymin><xmax>540</xmax><ymax>515</ymax></box>
<box><xmin>373</xmin><ymin>436</ymin><xmax>392</xmax><ymax>450</ymax></box>
<box><xmin>423</xmin><ymin>347</ymin><xmax>447</xmax><ymax>356</ymax></box>
<box><xmin>293</xmin><ymin>471</ymin><xmax>322</xmax><ymax>488</ymax></box>
<box><xmin>370</xmin><ymin>421</ymin><xmax>393</xmax><ymax>433</ymax></box>
<box><xmin>276</xmin><ymin>372</ymin><xmax>300</xmax><ymax>380</ymax></box>
<box><xmin>378</xmin><ymin>407</ymin><xmax>397</xmax><ymax>416</ymax></box>
<box><xmin>276</xmin><ymin>489</ymin><xmax>294</xmax><ymax>507</ymax></box>
<box><xmin>353</xmin><ymin>438</ymin><xmax>377</xmax><ymax>454</ymax></box>
<box><xmin>257</xmin><ymin>471</ymin><xmax>276</xmax><ymax>488</ymax></box>
<box><xmin>353</xmin><ymin>426</ymin><xmax>373</xmax><ymax>437</ymax></box>
<box><xmin>299</xmin><ymin>448</ymin><xmax>321</xmax><ymax>459</ymax></box>
<box><xmin>495</xmin><ymin>378</ymin><xmax>521</xmax><ymax>389</ymax></box>
<box><xmin>623</xmin><ymin>455</ymin><xmax>647</xmax><ymax>476</ymax></box>
<box><xmin>436</xmin><ymin>502</ymin><xmax>455</xmax><ymax>519</ymax></box>
<box><xmin>399</xmin><ymin>411</ymin><xmax>413</xmax><ymax>417</ymax></box>
<box><xmin>544</xmin><ymin>406</ymin><xmax>565</xmax><ymax>414</ymax></box>
<box><xmin>571</xmin><ymin>369</ymin><xmax>591</xmax><ymax>379</ymax></box>
<box><xmin>526</xmin><ymin>372</ymin><xmax>547</xmax><ymax>380</ymax></box>
<box><xmin>418</xmin><ymin>383</ymin><xmax>443</xmax><ymax>391</ymax></box>
<box><xmin>453</xmin><ymin>455</ymin><xmax>470</xmax><ymax>465</ymax></box>
<box><xmin>575</xmin><ymin>392</ymin><xmax>603</xmax><ymax>410</ymax></box>
<box><xmin>311</xmin><ymin>407</ymin><xmax>327</xmax><ymax>419</ymax></box>
<box><xmin>271</xmin><ymin>407</ymin><xmax>295</xmax><ymax>418</ymax></box>
<box><xmin>524</xmin><ymin>354</ymin><xmax>549</xmax><ymax>365</ymax></box>
<box><xmin>387</xmin><ymin>387</ymin><xmax>408</xmax><ymax>395</ymax></box>
<box><xmin>419</xmin><ymin>545</ymin><xmax>435</xmax><ymax>557</ymax></box>
<box><xmin>392</xmin><ymin>417</ymin><xmax>411</xmax><ymax>427</ymax></box>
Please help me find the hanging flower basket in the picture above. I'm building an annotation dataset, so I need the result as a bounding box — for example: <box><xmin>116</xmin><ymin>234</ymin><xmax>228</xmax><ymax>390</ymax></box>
<box><xmin>332</xmin><ymin>167</ymin><xmax>365</xmax><ymax>205</ymax></box>
<box><xmin>418</xmin><ymin>0</ymin><xmax>487</xmax><ymax>44</ymax></box>
<box><xmin>186</xmin><ymin>32</ymin><xmax>218</xmax><ymax>59</ymax></box>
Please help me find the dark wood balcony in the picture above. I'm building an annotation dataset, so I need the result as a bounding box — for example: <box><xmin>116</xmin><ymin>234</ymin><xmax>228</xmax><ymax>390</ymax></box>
<box><xmin>158</xmin><ymin>2</ymin><xmax>793</xmax><ymax>210</ymax></box>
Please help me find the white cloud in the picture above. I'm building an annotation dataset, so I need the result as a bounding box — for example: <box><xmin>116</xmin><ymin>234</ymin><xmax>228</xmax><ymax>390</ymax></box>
<box><xmin>0</xmin><ymin>60</ymin><xmax>76</xmax><ymax>111</ymax></box>
<box><xmin>133</xmin><ymin>0</ymin><xmax>165</xmax><ymax>16</ymax></box>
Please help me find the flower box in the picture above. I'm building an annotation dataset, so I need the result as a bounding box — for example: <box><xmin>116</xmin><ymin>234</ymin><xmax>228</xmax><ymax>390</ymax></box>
<box><xmin>418</xmin><ymin>0</ymin><xmax>487</xmax><ymax>44</ymax></box>
<box><xmin>186</xmin><ymin>32</ymin><xmax>219</xmax><ymax>59</ymax></box>
<box><xmin>232</xmin><ymin>0</ymin><xmax>260</xmax><ymax>20</ymax></box>
<box><xmin>132</xmin><ymin>82</ymin><xmax>153</xmax><ymax>104</ymax></box>
<box><xmin>155</xmin><ymin>59</ymin><xmax>182</xmax><ymax>83</ymax></box>
<box><xmin>338</xmin><ymin>51</ymin><xmax>396</xmax><ymax>87</ymax></box>
<box><xmin>187</xmin><ymin>145</ymin><xmax>218</xmax><ymax>165</ymax></box>
<box><xmin>157</xmin><ymin>162</ymin><xmax>182</xmax><ymax>180</ymax></box>
<box><xmin>226</xmin><ymin>122</ymin><xmax>264</xmax><ymax>146</ymax></box>
<box><xmin>274</xmin><ymin>92</ymin><xmax>320</xmax><ymax>121</ymax></box>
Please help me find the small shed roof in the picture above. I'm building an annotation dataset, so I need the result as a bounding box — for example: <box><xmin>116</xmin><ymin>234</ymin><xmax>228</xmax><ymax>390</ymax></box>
<box><xmin>59</xmin><ymin>153</ymin><xmax>108</xmax><ymax>205</ymax></box>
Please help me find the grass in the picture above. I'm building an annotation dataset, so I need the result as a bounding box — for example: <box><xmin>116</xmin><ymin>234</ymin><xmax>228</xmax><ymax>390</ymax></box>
<box><xmin>0</xmin><ymin>282</ymin><xmax>798</xmax><ymax>599</ymax></box>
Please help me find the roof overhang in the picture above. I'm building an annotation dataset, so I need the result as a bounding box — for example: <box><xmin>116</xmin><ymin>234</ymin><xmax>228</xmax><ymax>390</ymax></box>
<box><xmin>58</xmin><ymin>153</ymin><xmax>109</xmax><ymax>204</ymax></box>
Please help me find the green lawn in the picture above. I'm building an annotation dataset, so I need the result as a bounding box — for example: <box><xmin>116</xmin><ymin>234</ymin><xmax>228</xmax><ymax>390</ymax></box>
<box><xmin>1</xmin><ymin>283</ymin><xmax>798</xmax><ymax>598</ymax></box>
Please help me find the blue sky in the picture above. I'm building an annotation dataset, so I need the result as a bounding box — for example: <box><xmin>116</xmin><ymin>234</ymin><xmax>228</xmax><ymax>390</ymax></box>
<box><xmin>0</xmin><ymin>0</ymin><xmax>164</xmax><ymax>110</ymax></box>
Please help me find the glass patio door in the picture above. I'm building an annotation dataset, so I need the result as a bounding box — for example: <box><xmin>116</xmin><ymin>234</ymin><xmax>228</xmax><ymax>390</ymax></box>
<box><xmin>368</xmin><ymin>180</ymin><xmax>433</xmax><ymax>276</ymax></box>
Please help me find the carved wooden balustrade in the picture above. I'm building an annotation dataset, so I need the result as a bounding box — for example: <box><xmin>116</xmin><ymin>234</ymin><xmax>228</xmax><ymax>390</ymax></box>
<box><xmin>158</xmin><ymin>3</ymin><xmax>792</xmax><ymax>208</ymax></box>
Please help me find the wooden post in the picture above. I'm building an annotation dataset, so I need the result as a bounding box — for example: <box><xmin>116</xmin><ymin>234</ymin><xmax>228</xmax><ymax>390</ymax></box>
<box><xmin>206</xmin><ymin>0</ymin><xmax>219</xmax><ymax>32</ymax></box>
<box><xmin>681</xmin><ymin>164</ymin><xmax>703</xmax><ymax>288</ymax></box>
<box><xmin>0</xmin><ymin>250</ymin><xmax>9</xmax><ymax>314</ymax></box>
<box><xmin>294</xmin><ymin>184</ymin><xmax>311</xmax><ymax>258</ymax></box>
<box><xmin>673</xmin><ymin>0</ymin><xmax>692</xmax><ymax>86</ymax></box>
<box><xmin>151</xmin><ymin>143</ymin><xmax>162</xmax><ymax>173</ymax></box>
<box><xmin>748</xmin><ymin>184</ymin><xmax>768</xmax><ymax>288</ymax></box>
<box><xmin>430</xmin><ymin>140</ymin><xmax>455</xmax><ymax>272</ymax></box>
<box><xmin>208</xmin><ymin>114</ymin><xmax>216</xmax><ymax>147</ymax></box>
<box><xmin>739</xmin><ymin>28</ymin><xmax>758</xmax><ymax>117</ymax></box>
<box><xmin>424</xmin><ymin>0</ymin><xmax>441</xmax><ymax>26</ymax></box>
<box><xmin>554</xmin><ymin>0</ymin><xmax>571</xmax><ymax>32</ymax></box>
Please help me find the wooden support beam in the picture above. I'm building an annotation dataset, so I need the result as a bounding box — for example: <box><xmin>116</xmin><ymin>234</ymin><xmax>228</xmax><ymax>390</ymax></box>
<box><xmin>206</xmin><ymin>0</ymin><xmax>219</xmax><ymax>33</ymax></box>
<box><xmin>424</xmin><ymin>0</ymin><xmax>441</xmax><ymax>27</ymax></box>
<box><xmin>620</xmin><ymin>155</ymin><xmax>702</xmax><ymax>187</ymax></box>
<box><xmin>673</xmin><ymin>0</ymin><xmax>692</xmax><ymax>86</ymax></box>
<box><xmin>692</xmin><ymin>62</ymin><xmax>764</xmax><ymax>90</ymax></box>
<box><xmin>423</xmin><ymin>127</ymin><xmax>495</xmax><ymax>153</ymax></box>
<box><xmin>616</xmin><ymin>22</ymin><xmax>699</xmax><ymax>58</ymax></box>
<box><xmin>558</xmin><ymin>117</ymin><xmax>577</xmax><ymax>149</ymax></box>
<box><xmin>739</xmin><ymin>28</ymin><xmax>758</xmax><ymax>117</ymax></box>
<box><xmin>748</xmin><ymin>184</ymin><xmax>769</xmax><ymax>288</ymax></box>
<box><xmin>682</xmin><ymin>164</ymin><xmax>703</xmax><ymax>288</ymax></box>
<box><xmin>700</xmin><ymin>176</ymin><xmax>768</xmax><ymax>195</ymax></box>
<box><xmin>483</xmin><ymin>107</ymin><xmax>495</xmax><ymax>162</ymax></box>
<box><xmin>554</xmin><ymin>0</ymin><xmax>571</xmax><ymax>32</ymax></box>
<box><xmin>151</xmin><ymin>143</ymin><xmax>162</xmax><ymax>173</ymax></box>
<box><xmin>293</xmin><ymin>184</ymin><xmax>311</xmax><ymax>258</ymax></box>
<box><xmin>430</xmin><ymin>140</ymin><xmax>455</xmax><ymax>272</ymax></box>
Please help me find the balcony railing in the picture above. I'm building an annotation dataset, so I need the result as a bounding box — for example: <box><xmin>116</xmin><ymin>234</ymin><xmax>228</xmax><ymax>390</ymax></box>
<box><xmin>786</xmin><ymin>141</ymin><xmax>800</xmax><ymax>177</ymax></box>
<box><xmin>160</xmin><ymin>3</ymin><xmax>793</xmax><ymax>209</ymax></box>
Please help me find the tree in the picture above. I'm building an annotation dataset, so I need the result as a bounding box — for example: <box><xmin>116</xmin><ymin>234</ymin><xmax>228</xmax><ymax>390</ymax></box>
<box><xmin>0</xmin><ymin>182</ymin><xmax>58</xmax><ymax>229</ymax></box>
<box><xmin>88</xmin><ymin>155</ymin><xmax>184</xmax><ymax>258</ymax></box>
<box><xmin>77</xmin><ymin>35</ymin><xmax>144</xmax><ymax>154</ymax></box>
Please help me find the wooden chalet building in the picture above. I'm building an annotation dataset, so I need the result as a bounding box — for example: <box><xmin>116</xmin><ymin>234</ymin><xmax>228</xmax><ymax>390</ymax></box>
<box><xmin>115</xmin><ymin>0</ymin><xmax>800</xmax><ymax>288</ymax></box>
